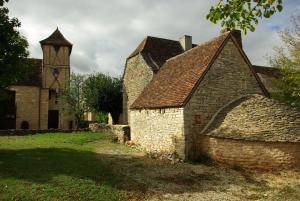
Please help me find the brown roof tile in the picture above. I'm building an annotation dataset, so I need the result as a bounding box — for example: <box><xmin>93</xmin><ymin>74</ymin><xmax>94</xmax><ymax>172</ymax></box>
<box><xmin>40</xmin><ymin>28</ymin><xmax>72</xmax><ymax>52</ymax></box>
<box><xmin>131</xmin><ymin>33</ymin><xmax>230</xmax><ymax>109</ymax></box>
<box><xmin>15</xmin><ymin>58</ymin><xmax>43</xmax><ymax>87</ymax></box>
<box><xmin>128</xmin><ymin>36</ymin><xmax>187</xmax><ymax>67</ymax></box>
<box><xmin>131</xmin><ymin>31</ymin><xmax>269</xmax><ymax>109</ymax></box>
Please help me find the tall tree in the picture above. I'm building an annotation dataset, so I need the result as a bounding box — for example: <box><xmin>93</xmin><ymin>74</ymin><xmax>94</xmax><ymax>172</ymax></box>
<box><xmin>269</xmin><ymin>16</ymin><xmax>300</xmax><ymax>109</ymax></box>
<box><xmin>0</xmin><ymin>0</ymin><xmax>30</xmax><ymax>98</ymax></box>
<box><xmin>59</xmin><ymin>73</ymin><xmax>87</xmax><ymax>129</ymax></box>
<box><xmin>207</xmin><ymin>0</ymin><xmax>283</xmax><ymax>34</ymax></box>
<box><xmin>83</xmin><ymin>73</ymin><xmax>122</xmax><ymax>124</ymax></box>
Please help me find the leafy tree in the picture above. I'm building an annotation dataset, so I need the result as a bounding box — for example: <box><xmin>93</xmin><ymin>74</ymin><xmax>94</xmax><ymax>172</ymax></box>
<box><xmin>83</xmin><ymin>73</ymin><xmax>122</xmax><ymax>124</ymax></box>
<box><xmin>0</xmin><ymin>0</ymin><xmax>30</xmax><ymax>98</ymax></box>
<box><xmin>269</xmin><ymin>16</ymin><xmax>300</xmax><ymax>109</ymax></box>
<box><xmin>59</xmin><ymin>73</ymin><xmax>87</xmax><ymax>128</ymax></box>
<box><xmin>207</xmin><ymin>0</ymin><xmax>283</xmax><ymax>34</ymax></box>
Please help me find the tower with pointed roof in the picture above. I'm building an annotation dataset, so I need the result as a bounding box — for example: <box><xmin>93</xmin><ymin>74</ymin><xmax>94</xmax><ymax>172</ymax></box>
<box><xmin>40</xmin><ymin>28</ymin><xmax>72</xmax><ymax>90</ymax></box>
<box><xmin>1</xmin><ymin>28</ymin><xmax>75</xmax><ymax>130</ymax></box>
<box><xmin>40</xmin><ymin>28</ymin><xmax>73</xmax><ymax>129</ymax></box>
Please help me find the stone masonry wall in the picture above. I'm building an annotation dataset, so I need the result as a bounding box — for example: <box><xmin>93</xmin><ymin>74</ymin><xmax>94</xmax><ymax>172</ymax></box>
<box><xmin>184</xmin><ymin>39</ymin><xmax>264</xmax><ymax>159</ymax></box>
<box><xmin>204</xmin><ymin>95</ymin><xmax>300</xmax><ymax>142</ymax></box>
<box><xmin>40</xmin><ymin>89</ymin><xmax>49</xmax><ymax>129</ymax></box>
<box><xmin>10</xmin><ymin>86</ymin><xmax>40</xmax><ymax>129</ymax></box>
<box><xmin>257</xmin><ymin>73</ymin><xmax>278</xmax><ymax>94</ymax></box>
<box><xmin>130</xmin><ymin>108</ymin><xmax>185</xmax><ymax>159</ymax></box>
<box><xmin>123</xmin><ymin>54</ymin><xmax>154</xmax><ymax>124</ymax></box>
<box><xmin>199</xmin><ymin>136</ymin><xmax>300</xmax><ymax>170</ymax></box>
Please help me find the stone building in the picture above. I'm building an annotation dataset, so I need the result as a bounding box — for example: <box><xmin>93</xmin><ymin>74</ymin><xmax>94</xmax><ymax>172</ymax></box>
<box><xmin>0</xmin><ymin>28</ymin><xmax>74</xmax><ymax>130</ymax></box>
<box><xmin>122</xmin><ymin>29</ymin><xmax>298</xmax><ymax>163</ymax></box>
<box><xmin>201</xmin><ymin>94</ymin><xmax>300</xmax><ymax>170</ymax></box>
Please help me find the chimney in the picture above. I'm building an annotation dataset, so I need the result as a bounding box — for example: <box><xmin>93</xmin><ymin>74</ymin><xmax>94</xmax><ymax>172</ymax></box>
<box><xmin>179</xmin><ymin>35</ymin><xmax>192</xmax><ymax>51</ymax></box>
<box><xmin>220</xmin><ymin>29</ymin><xmax>242</xmax><ymax>48</ymax></box>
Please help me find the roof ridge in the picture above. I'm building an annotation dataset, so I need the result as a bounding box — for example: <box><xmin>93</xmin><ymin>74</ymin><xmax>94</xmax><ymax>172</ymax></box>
<box><xmin>165</xmin><ymin>32</ymin><xmax>230</xmax><ymax>63</ymax></box>
<box><xmin>27</xmin><ymin>58</ymin><xmax>42</xmax><ymax>61</ymax></box>
<box><xmin>40</xmin><ymin>28</ymin><xmax>72</xmax><ymax>46</ymax></box>
<box><xmin>146</xmin><ymin>35</ymin><xmax>181</xmax><ymax>43</ymax></box>
<box><xmin>131</xmin><ymin>32</ymin><xmax>231</xmax><ymax>109</ymax></box>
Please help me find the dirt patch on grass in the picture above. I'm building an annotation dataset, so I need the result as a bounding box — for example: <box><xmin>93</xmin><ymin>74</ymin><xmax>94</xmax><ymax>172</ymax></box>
<box><xmin>92</xmin><ymin>139</ymin><xmax>300</xmax><ymax>201</ymax></box>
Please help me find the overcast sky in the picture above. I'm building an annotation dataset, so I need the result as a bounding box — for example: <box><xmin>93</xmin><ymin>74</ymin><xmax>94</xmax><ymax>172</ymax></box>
<box><xmin>7</xmin><ymin>0</ymin><xmax>300</xmax><ymax>76</ymax></box>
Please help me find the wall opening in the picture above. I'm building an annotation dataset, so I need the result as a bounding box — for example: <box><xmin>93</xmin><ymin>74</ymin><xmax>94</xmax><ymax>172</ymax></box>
<box><xmin>0</xmin><ymin>90</ymin><xmax>16</xmax><ymax>129</ymax></box>
<box><xmin>48</xmin><ymin>110</ymin><xmax>59</xmax><ymax>129</ymax></box>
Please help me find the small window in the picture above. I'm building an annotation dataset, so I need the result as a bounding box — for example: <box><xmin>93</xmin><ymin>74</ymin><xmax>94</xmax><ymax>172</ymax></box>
<box><xmin>194</xmin><ymin>115</ymin><xmax>202</xmax><ymax>124</ymax></box>
<box><xmin>49</xmin><ymin>90</ymin><xmax>54</xmax><ymax>100</ymax></box>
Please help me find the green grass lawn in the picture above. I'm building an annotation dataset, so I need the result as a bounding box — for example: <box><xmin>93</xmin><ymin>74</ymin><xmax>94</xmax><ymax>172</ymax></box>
<box><xmin>1</xmin><ymin>131</ymin><xmax>300</xmax><ymax>201</ymax></box>
<box><xmin>0</xmin><ymin>132</ymin><xmax>124</xmax><ymax>201</ymax></box>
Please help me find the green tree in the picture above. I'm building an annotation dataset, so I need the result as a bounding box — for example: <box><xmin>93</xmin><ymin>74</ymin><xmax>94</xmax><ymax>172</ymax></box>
<box><xmin>83</xmin><ymin>73</ymin><xmax>122</xmax><ymax>124</ymax></box>
<box><xmin>59</xmin><ymin>73</ymin><xmax>87</xmax><ymax>128</ymax></box>
<box><xmin>0</xmin><ymin>0</ymin><xmax>30</xmax><ymax>98</ymax></box>
<box><xmin>270</xmin><ymin>16</ymin><xmax>300</xmax><ymax>109</ymax></box>
<box><xmin>207</xmin><ymin>0</ymin><xmax>283</xmax><ymax>34</ymax></box>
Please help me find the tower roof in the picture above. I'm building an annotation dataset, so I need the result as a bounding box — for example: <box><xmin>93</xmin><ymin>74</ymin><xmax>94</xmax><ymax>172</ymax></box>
<box><xmin>40</xmin><ymin>28</ymin><xmax>73</xmax><ymax>48</ymax></box>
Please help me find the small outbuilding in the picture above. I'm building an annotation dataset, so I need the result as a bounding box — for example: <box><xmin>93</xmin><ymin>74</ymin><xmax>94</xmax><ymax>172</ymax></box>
<box><xmin>201</xmin><ymin>95</ymin><xmax>300</xmax><ymax>169</ymax></box>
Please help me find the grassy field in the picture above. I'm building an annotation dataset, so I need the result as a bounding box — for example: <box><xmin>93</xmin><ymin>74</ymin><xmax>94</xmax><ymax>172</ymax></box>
<box><xmin>0</xmin><ymin>132</ymin><xmax>126</xmax><ymax>201</ymax></box>
<box><xmin>0</xmin><ymin>132</ymin><xmax>300</xmax><ymax>201</ymax></box>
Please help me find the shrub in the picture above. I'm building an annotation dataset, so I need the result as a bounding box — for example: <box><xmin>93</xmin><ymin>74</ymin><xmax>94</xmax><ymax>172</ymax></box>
<box><xmin>96</xmin><ymin>112</ymin><xmax>108</xmax><ymax>124</ymax></box>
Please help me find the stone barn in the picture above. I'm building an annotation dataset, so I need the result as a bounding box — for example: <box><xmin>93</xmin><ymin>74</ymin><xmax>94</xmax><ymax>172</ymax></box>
<box><xmin>0</xmin><ymin>28</ymin><xmax>74</xmax><ymax>130</ymax></box>
<box><xmin>201</xmin><ymin>94</ymin><xmax>300</xmax><ymax>170</ymax></box>
<box><xmin>122</xmin><ymin>29</ymin><xmax>300</xmax><ymax>167</ymax></box>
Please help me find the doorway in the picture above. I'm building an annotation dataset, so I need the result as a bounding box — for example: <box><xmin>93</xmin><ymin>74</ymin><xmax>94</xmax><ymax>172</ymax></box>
<box><xmin>48</xmin><ymin>110</ymin><xmax>59</xmax><ymax>129</ymax></box>
<box><xmin>0</xmin><ymin>90</ymin><xmax>16</xmax><ymax>129</ymax></box>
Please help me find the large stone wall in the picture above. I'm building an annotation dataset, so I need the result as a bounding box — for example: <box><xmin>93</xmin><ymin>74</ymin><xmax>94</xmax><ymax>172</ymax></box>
<box><xmin>199</xmin><ymin>136</ymin><xmax>300</xmax><ymax>170</ymax></box>
<box><xmin>130</xmin><ymin>108</ymin><xmax>185</xmax><ymax>158</ymax></box>
<box><xmin>256</xmin><ymin>73</ymin><xmax>278</xmax><ymax>94</ymax></box>
<box><xmin>184</xmin><ymin>39</ymin><xmax>264</xmax><ymax>159</ymax></box>
<box><xmin>123</xmin><ymin>54</ymin><xmax>154</xmax><ymax>124</ymax></box>
<box><xmin>40</xmin><ymin>89</ymin><xmax>49</xmax><ymax>129</ymax></box>
<box><xmin>10</xmin><ymin>86</ymin><xmax>41</xmax><ymax>129</ymax></box>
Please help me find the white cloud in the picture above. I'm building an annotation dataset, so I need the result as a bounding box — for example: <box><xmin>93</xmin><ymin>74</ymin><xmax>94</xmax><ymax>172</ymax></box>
<box><xmin>6</xmin><ymin>0</ymin><xmax>298</xmax><ymax>76</ymax></box>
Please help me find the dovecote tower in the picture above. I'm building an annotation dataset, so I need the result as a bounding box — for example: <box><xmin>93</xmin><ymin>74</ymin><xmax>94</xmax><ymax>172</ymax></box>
<box><xmin>40</xmin><ymin>28</ymin><xmax>72</xmax><ymax>91</ymax></box>
<box><xmin>40</xmin><ymin>28</ymin><xmax>73</xmax><ymax>129</ymax></box>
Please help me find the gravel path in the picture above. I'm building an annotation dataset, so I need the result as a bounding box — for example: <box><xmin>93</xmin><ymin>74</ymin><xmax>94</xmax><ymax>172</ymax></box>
<box><xmin>94</xmin><ymin>140</ymin><xmax>300</xmax><ymax>201</ymax></box>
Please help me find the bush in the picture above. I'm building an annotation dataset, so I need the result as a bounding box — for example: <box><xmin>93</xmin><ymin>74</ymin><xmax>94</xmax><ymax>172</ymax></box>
<box><xmin>96</xmin><ymin>112</ymin><xmax>108</xmax><ymax>124</ymax></box>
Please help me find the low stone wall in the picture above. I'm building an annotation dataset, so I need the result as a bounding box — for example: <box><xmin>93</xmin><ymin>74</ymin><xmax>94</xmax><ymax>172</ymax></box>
<box><xmin>130</xmin><ymin>108</ymin><xmax>185</xmax><ymax>159</ymax></box>
<box><xmin>0</xmin><ymin>128</ymin><xmax>90</xmax><ymax>136</ymax></box>
<box><xmin>111</xmin><ymin>125</ymin><xmax>130</xmax><ymax>144</ymax></box>
<box><xmin>198</xmin><ymin>136</ymin><xmax>300</xmax><ymax>170</ymax></box>
<box><xmin>89</xmin><ymin>123</ymin><xmax>130</xmax><ymax>144</ymax></box>
<box><xmin>89</xmin><ymin>123</ymin><xmax>111</xmax><ymax>132</ymax></box>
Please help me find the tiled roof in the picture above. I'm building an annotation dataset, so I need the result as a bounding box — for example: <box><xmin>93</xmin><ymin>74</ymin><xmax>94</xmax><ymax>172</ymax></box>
<box><xmin>15</xmin><ymin>58</ymin><xmax>43</xmax><ymax>87</ymax></box>
<box><xmin>128</xmin><ymin>36</ymin><xmax>188</xmax><ymax>67</ymax></box>
<box><xmin>40</xmin><ymin>28</ymin><xmax>72</xmax><ymax>50</ymax></box>
<box><xmin>253</xmin><ymin>65</ymin><xmax>282</xmax><ymax>78</ymax></box>
<box><xmin>204</xmin><ymin>95</ymin><xmax>300</xmax><ymax>143</ymax></box>
<box><xmin>131</xmin><ymin>32</ymin><xmax>230</xmax><ymax>109</ymax></box>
